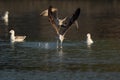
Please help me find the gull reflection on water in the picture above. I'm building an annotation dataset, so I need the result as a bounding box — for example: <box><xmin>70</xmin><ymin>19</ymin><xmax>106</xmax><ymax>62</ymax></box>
<box><xmin>57</xmin><ymin>48</ymin><xmax>64</xmax><ymax>57</ymax></box>
<box><xmin>87</xmin><ymin>44</ymin><xmax>92</xmax><ymax>49</ymax></box>
<box><xmin>10</xmin><ymin>42</ymin><xmax>15</xmax><ymax>50</ymax></box>
<box><xmin>56</xmin><ymin>48</ymin><xmax>65</xmax><ymax>71</ymax></box>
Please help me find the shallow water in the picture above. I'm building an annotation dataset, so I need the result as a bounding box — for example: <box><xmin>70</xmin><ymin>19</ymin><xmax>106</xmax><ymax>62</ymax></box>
<box><xmin>0</xmin><ymin>39</ymin><xmax>120</xmax><ymax>80</ymax></box>
<box><xmin>0</xmin><ymin>0</ymin><xmax>120</xmax><ymax>80</ymax></box>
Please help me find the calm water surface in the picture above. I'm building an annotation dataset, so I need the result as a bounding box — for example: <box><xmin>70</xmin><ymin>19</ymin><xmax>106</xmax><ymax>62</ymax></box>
<box><xmin>0</xmin><ymin>0</ymin><xmax>120</xmax><ymax>80</ymax></box>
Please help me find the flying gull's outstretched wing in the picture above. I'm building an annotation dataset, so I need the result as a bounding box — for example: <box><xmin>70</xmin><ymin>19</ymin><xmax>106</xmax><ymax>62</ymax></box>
<box><xmin>59</xmin><ymin>8</ymin><xmax>80</xmax><ymax>35</ymax></box>
<box><xmin>48</xmin><ymin>6</ymin><xmax>60</xmax><ymax>34</ymax></box>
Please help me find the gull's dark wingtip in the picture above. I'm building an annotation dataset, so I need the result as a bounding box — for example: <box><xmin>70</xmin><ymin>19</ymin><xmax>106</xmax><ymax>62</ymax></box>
<box><xmin>77</xmin><ymin>8</ymin><xmax>80</xmax><ymax>12</ymax></box>
<box><xmin>77</xmin><ymin>8</ymin><xmax>81</xmax><ymax>11</ymax></box>
<box><xmin>76</xmin><ymin>8</ymin><xmax>81</xmax><ymax>17</ymax></box>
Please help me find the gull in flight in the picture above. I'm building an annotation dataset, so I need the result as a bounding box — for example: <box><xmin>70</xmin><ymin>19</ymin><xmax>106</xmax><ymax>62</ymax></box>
<box><xmin>41</xmin><ymin>6</ymin><xmax>80</xmax><ymax>48</ymax></box>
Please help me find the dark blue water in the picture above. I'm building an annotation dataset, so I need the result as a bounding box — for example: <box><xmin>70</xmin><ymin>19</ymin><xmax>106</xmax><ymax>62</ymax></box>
<box><xmin>0</xmin><ymin>0</ymin><xmax>120</xmax><ymax>80</ymax></box>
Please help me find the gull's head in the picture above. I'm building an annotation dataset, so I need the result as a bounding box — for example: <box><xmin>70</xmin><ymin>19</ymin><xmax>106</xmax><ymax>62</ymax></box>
<box><xmin>59</xmin><ymin>35</ymin><xmax>64</xmax><ymax>42</ymax></box>
<box><xmin>58</xmin><ymin>17</ymin><xmax>67</xmax><ymax>26</ymax></box>
<box><xmin>87</xmin><ymin>33</ymin><xmax>91</xmax><ymax>38</ymax></box>
<box><xmin>6</xmin><ymin>11</ymin><xmax>9</xmax><ymax>15</ymax></box>
<box><xmin>9</xmin><ymin>30</ymin><xmax>15</xmax><ymax>34</ymax></box>
<box><xmin>59</xmin><ymin>19</ymin><xmax>63</xmax><ymax>26</ymax></box>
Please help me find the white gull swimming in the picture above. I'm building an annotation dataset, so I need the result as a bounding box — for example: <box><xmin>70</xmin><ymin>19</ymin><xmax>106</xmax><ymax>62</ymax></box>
<box><xmin>9</xmin><ymin>30</ymin><xmax>26</xmax><ymax>43</ymax></box>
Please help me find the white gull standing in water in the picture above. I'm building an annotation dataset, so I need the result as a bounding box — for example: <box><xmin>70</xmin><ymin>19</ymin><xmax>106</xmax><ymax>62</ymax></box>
<box><xmin>86</xmin><ymin>33</ymin><xmax>93</xmax><ymax>47</ymax></box>
<box><xmin>9</xmin><ymin>30</ymin><xmax>26</xmax><ymax>43</ymax></box>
